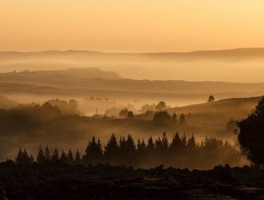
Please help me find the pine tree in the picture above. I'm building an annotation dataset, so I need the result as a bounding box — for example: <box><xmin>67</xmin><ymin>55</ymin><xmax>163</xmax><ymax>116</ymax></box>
<box><xmin>119</xmin><ymin>135</ymin><xmax>136</xmax><ymax>166</ymax></box>
<box><xmin>51</xmin><ymin>148</ymin><xmax>60</xmax><ymax>163</ymax></box>
<box><xmin>74</xmin><ymin>150</ymin><xmax>81</xmax><ymax>164</ymax></box>
<box><xmin>83</xmin><ymin>136</ymin><xmax>103</xmax><ymax>165</ymax></box>
<box><xmin>104</xmin><ymin>134</ymin><xmax>119</xmax><ymax>165</ymax></box>
<box><xmin>172</xmin><ymin>113</ymin><xmax>177</xmax><ymax>123</ymax></box>
<box><xmin>60</xmin><ymin>150</ymin><xmax>68</xmax><ymax>164</ymax></box>
<box><xmin>187</xmin><ymin>135</ymin><xmax>196</xmax><ymax>149</ymax></box>
<box><xmin>147</xmin><ymin>137</ymin><xmax>155</xmax><ymax>151</ymax></box>
<box><xmin>15</xmin><ymin>147</ymin><xmax>23</xmax><ymax>164</ymax></box>
<box><xmin>161</xmin><ymin>132</ymin><xmax>169</xmax><ymax>151</ymax></box>
<box><xmin>16</xmin><ymin>148</ymin><xmax>32</xmax><ymax>165</ymax></box>
<box><xmin>44</xmin><ymin>146</ymin><xmax>50</xmax><ymax>161</ymax></box>
<box><xmin>67</xmin><ymin>149</ymin><xmax>74</xmax><ymax>165</ymax></box>
<box><xmin>37</xmin><ymin>146</ymin><xmax>45</xmax><ymax>163</ymax></box>
<box><xmin>179</xmin><ymin>113</ymin><xmax>186</xmax><ymax>126</ymax></box>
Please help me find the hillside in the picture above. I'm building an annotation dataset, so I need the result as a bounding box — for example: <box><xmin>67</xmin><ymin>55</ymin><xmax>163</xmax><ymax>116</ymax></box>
<box><xmin>1</xmin><ymin>48</ymin><xmax>264</xmax><ymax>82</ymax></box>
<box><xmin>2</xmin><ymin>48</ymin><xmax>264</xmax><ymax>61</ymax></box>
<box><xmin>0</xmin><ymin>69</ymin><xmax>263</xmax><ymax>107</ymax></box>
<box><xmin>0</xmin><ymin>68</ymin><xmax>121</xmax><ymax>83</ymax></box>
<box><xmin>167</xmin><ymin>96</ymin><xmax>261</xmax><ymax>127</ymax></box>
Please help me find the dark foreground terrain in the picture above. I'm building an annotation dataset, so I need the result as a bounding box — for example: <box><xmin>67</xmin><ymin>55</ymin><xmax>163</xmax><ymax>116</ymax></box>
<box><xmin>0</xmin><ymin>161</ymin><xmax>264</xmax><ymax>200</ymax></box>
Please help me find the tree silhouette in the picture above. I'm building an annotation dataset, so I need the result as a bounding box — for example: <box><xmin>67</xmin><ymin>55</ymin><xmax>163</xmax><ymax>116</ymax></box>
<box><xmin>119</xmin><ymin>108</ymin><xmax>129</xmax><ymax>118</ymax></box>
<box><xmin>16</xmin><ymin>148</ymin><xmax>33</xmax><ymax>165</ymax></box>
<box><xmin>67</xmin><ymin>149</ymin><xmax>74</xmax><ymax>165</ymax></box>
<box><xmin>187</xmin><ymin>135</ymin><xmax>196</xmax><ymax>150</ymax></box>
<box><xmin>170</xmin><ymin>132</ymin><xmax>184</xmax><ymax>152</ymax></box>
<box><xmin>118</xmin><ymin>135</ymin><xmax>136</xmax><ymax>166</ymax></box>
<box><xmin>237</xmin><ymin>97</ymin><xmax>264</xmax><ymax>165</ymax></box>
<box><xmin>36</xmin><ymin>146</ymin><xmax>45</xmax><ymax>163</ymax></box>
<box><xmin>208</xmin><ymin>95</ymin><xmax>215</xmax><ymax>103</ymax></box>
<box><xmin>127</xmin><ymin>111</ymin><xmax>134</xmax><ymax>119</ymax></box>
<box><xmin>14</xmin><ymin>132</ymin><xmax>242</xmax><ymax>169</ymax></box>
<box><xmin>15</xmin><ymin>147</ymin><xmax>23</xmax><ymax>164</ymax></box>
<box><xmin>179</xmin><ymin>114</ymin><xmax>186</xmax><ymax>126</ymax></box>
<box><xmin>75</xmin><ymin>150</ymin><xmax>81</xmax><ymax>164</ymax></box>
<box><xmin>60</xmin><ymin>151</ymin><xmax>68</xmax><ymax>164</ymax></box>
<box><xmin>44</xmin><ymin>146</ymin><xmax>50</xmax><ymax>161</ymax></box>
<box><xmin>51</xmin><ymin>148</ymin><xmax>60</xmax><ymax>163</ymax></box>
<box><xmin>83</xmin><ymin>136</ymin><xmax>103</xmax><ymax>165</ymax></box>
<box><xmin>104</xmin><ymin>134</ymin><xmax>119</xmax><ymax>165</ymax></box>
<box><xmin>152</xmin><ymin>111</ymin><xmax>172</xmax><ymax>126</ymax></box>
<box><xmin>156</xmin><ymin>101</ymin><xmax>166</xmax><ymax>111</ymax></box>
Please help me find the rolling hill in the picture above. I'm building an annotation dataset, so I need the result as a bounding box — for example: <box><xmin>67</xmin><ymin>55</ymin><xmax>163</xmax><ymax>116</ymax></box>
<box><xmin>1</xmin><ymin>48</ymin><xmax>264</xmax><ymax>82</ymax></box>
<box><xmin>0</xmin><ymin>68</ymin><xmax>263</xmax><ymax>106</ymax></box>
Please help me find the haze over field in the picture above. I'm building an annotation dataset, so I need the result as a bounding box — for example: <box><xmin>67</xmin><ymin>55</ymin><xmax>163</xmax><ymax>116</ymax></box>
<box><xmin>1</xmin><ymin>49</ymin><xmax>264</xmax><ymax>82</ymax></box>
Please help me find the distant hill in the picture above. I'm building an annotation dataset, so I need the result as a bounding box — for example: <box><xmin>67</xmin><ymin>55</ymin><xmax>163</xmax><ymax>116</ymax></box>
<box><xmin>1</xmin><ymin>48</ymin><xmax>264</xmax><ymax>82</ymax></box>
<box><xmin>0</xmin><ymin>69</ymin><xmax>263</xmax><ymax>106</ymax></box>
<box><xmin>167</xmin><ymin>96</ymin><xmax>262</xmax><ymax>127</ymax></box>
<box><xmin>0</xmin><ymin>68</ymin><xmax>121</xmax><ymax>86</ymax></box>
<box><xmin>2</xmin><ymin>48</ymin><xmax>264</xmax><ymax>60</ymax></box>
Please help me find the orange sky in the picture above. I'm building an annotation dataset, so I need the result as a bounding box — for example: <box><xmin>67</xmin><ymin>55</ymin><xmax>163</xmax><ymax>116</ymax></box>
<box><xmin>1</xmin><ymin>0</ymin><xmax>264</xmax><ymax>52</ymax></box>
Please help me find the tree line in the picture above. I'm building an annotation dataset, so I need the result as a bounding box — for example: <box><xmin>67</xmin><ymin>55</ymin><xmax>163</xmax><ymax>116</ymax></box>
<box><xmin>15</xmin><ymin>132</ymin><xmax>242</xmax><ymax>169</ymax></box>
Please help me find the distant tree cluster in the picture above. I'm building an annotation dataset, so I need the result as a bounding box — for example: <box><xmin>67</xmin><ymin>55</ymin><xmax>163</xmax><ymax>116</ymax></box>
<box><xmin>47</xmin><ymin>99</ymin><xmax>79</xmax><ymax>115</ymax></box>
<box><xmin>16</xmin><ymin>133</ymin><xmax>241</xmax><ymax>169</ymax></box>
<box><xmin>119</xmin><ymin>108</ymin><xmax>134</xmax><ymax>119</ymax></box>
<box><xmin>152</xmin><ymin>111</ymin><xmax>186</xmax><ymax>126</ymax></box>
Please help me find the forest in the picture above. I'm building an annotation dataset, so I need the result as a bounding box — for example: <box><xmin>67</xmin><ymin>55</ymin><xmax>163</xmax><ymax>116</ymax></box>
<box><xmin>15</xmin><ymin>132</ymin><xmax>242</xmax><ymax>169</ymax></box>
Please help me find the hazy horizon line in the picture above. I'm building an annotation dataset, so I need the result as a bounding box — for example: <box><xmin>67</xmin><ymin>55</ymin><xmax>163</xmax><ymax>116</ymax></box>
<box><xmin>1</xmin><ymin>47</ymin><xmax>264</xmax><ymax>54</ymax></box>
<box><xmin>2</xmin><ymin>67</ymin><xmax>264</xmax><ymax>85</ymax></box>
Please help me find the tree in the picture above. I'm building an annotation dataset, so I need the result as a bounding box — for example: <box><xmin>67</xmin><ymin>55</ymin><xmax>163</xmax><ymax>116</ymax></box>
<box><xmin>60</xmin><ymin>151</ymin><xmax>68</xmax><ymax>164</ymax></box>
<box><xmin>36</xmin><ymin>146</ymin><xmax>45</xmax><ymax>163</ymax></box>
<box><xmin>51</xmin><ymin>148</ymin><xmax>60</xmax><ymax>163</ymax></box>
<box><xmin>161</xmin><ymin>132</ymin><xmax>169</xmax><ymax>151</ymax></box>
<box><xmin>83</xmin><ymin>136</ymin><xmax>103</xmax><ymax>165</ymax></box>
<box><xmin>15</xmin><ymin>147</ymin><xmax>23</xmax><ymax>164</ymax></box>
<box><xmin>16</xmin><ymin>148</ymin><xmax>33</xmax><ymax>165</ymax></box>
<box><xmin>67</xmin><ymin>149</ymin><xmax>74</xmax><ymax>165</ymax></box>
<box><xmin>119</xmin><ymin>108</ymin><xmax>129</xmax><ymax>118</ymax></box>
<box><xmin>179</xmin><ymin>113</ymin><xmax>186</xmax><ymax>126</ymax></box>
<box><xmin>104</xmin><ymin>134</ymin><xmax>119</xmax><ymax>164</ymax></box>
<box><xmin>44</xmin><ymin>146</ymin><xmax>50</xmax><ymax>161</ymax></box>
<box><xmin>75</xmin><ymin>150</ymin><xmax>81</xmax><ymax>164</ymax></box>
<box><xmin>156</xmin><ymin>101</ymin><xmax>166</xmax><ymax>111</ymax></box>
<box><xmin>187</xmin><ymin>135</ymin><xmax>196</xmax><ymax>150</ymax></box>
<box><xmin>172</xmin><ymin>113</ymin><xmax>177</xmax><ymax>123</ymax></box>
<box><xmin>237</xmin><ymin>97</ymin><xmax>264</xmax><ymax>165</ymax></box>
<box><xmin>119</xmin><ymin>135</ymin><xmax>136</xmax><ymax>166</ymax></box>
<box><xmin>208</xmin><ymin>95</ymin><xmax>215</xmax><ymax>103</ymax></box>
<box><xmin>152</xmin><ymin>111</ymin><xmax>172</xmax><ymax>126</ymax></box>
<box><xmin>127</xmin><ymin>111</ymin><xmax>134</xmax><ymax>119</ymax></box>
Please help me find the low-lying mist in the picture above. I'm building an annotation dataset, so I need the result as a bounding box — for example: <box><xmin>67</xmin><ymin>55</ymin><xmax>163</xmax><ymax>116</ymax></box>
<box><xmin>0</xmin><ymin>94</ymin><xmax>258</xmax><ymax>169</ymax></box>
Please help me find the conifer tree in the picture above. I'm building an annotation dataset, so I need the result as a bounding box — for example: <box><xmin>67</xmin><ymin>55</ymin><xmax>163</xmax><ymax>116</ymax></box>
<box><xmin>52</xmin><ymin>148</ymin><xmax>60</xmax><ymax>163</ymax></box>
<box><xmin>37</xmin><ymin>146</ymin><xmax>45</xmax><ymax>163</ymax></box>
<box><xmin>74</xmin><ymin>150</ymin><xmax>81</xmax><ymax>164</ymax></box>
<box><xmin>44</xmin><ymin>146</ymin><xmax>50</xmax><ymax>161</ymax></box>
<box><xmin>60</xmin><ymin>150</ymin><xmax>68</xmax><ymax>164</ymax></box>
<box><xmin>67</xmin><ymin>149</ymin><xmax>74</xmax><ymax>165</ymax></box>
<box><xmin>104</xmin><ymin>134</ymin><xmax>119</xmax><ymax>165</ymax></box>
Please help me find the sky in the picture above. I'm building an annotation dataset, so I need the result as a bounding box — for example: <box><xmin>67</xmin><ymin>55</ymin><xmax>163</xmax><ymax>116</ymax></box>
<box><xmin>1</xmin><ymin>0</ymin><xmax>264</xmax><ymax>52</ymax></box>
